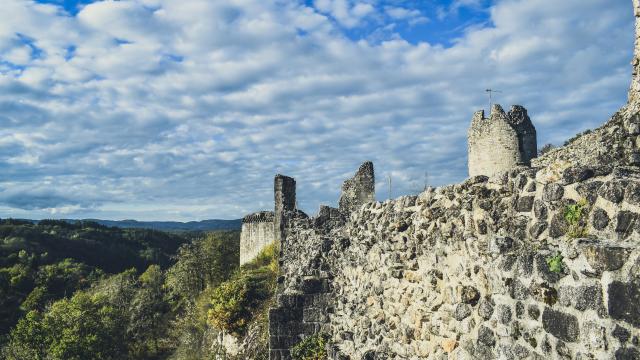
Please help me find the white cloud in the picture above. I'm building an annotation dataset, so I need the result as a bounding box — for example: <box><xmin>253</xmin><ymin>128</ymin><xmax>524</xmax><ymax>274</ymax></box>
<box><xmin>0</xmin><ymin>0</ymin><xmax>633</xmax><ymax>220</ymax></box>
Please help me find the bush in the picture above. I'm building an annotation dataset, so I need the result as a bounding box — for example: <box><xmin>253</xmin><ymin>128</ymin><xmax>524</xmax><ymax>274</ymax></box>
<box><xmin>207</xmin><ymin>243</ymin><xmax>277</xmax><ymax>336</ymax></box>
<box><xmin>291</xmin><ymin>333</ymin><xmax>329</xmax><ymax>360</ymax></box>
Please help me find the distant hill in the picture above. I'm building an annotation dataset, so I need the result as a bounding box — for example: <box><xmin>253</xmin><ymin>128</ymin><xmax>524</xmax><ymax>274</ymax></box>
<box><xmin>63</xmin><ymin>218</ymin><xmax>243</xmax><ymax>232</ymax></box>
<box><xmin>9</xmin><ymin>218</ymin><xmax>243</xmax><ymax>232</ymax></box>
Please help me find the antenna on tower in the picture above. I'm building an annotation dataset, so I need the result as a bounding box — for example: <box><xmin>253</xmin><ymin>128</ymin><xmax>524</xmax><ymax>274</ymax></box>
<box><xmin>387</xmin><ymin>174</ymin><xmax>392</xmax><ymax>200</ymax></box>
<box><xmin>485</xmin><ymin>89</ymin><xmax>502</xmax><ymax>111</ymax></box>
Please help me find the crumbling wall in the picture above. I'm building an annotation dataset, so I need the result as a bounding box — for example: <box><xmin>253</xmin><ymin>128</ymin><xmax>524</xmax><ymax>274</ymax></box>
<box><xmin>328</xmin><ymin>166</ymin><xmax>640</xmax><ymax>359</ymax></box>
<box><xmin>275</xmin><ymin>175</ymin><xmax>296</xmax><ymax>244</ymax></box>
<box><xmin>240</xmin><ymin>211</ymin><xmax>275</xmax><ymax>265</ymax></box>
<box><xmin>338</xmin><ymin>161</ymin><xmax>375</xmax><ymax>215</ymax></box>
<box><xmin>631</xmin><ymin>0</ymin><xmax>640</xmax><ymax>109</ymax></box>
<box><xmin>468</xmin><ymin>105</ymin><xmax>537</xmax><ymax>178</ymax></box>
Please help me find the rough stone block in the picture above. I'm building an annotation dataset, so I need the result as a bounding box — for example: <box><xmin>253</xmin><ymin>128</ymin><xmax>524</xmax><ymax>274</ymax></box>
<box><xmin>542</xmin><ymin>308</ymin><xmax>580</xmax><ymax>342</ymax></box>
<box><xmin>543</xmin><ymin>183</ymin><xmax>564</xmax><ymax>201</ymax></box>
<box><xmin>516</xmin><ymin>196</ymin><xmax>535</xmax><ymax>212</ymax></box>
<box><xmin>615</xmin><ymin>211</ymin><xmax>638</xmax><ymax>237</ymax></box>
<box><xmin>592</xmin><ymin>208</ymin><xmax>610</xmax><ymax>230</ymax></box>
<box><xmin>599</xmin><ymin>181</ymin><xmax>625</xmax><ymax>203</ymax></box>
<box><xmin>583</xmin><ymin>243</ymin><xmax>630</xmax><ymax>272</ymax></box>
<box><xmin>608</xmin><ymin>280</ymin><xmax>640</xmax><ymax>327</ymax></box>
<box><xmin>477</xmin><ymin>325</ymin><xmax>496</xmax><ymax>347</ymax></box>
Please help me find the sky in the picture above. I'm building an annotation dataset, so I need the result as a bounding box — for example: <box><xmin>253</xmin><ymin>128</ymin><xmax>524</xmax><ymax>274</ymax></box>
<box><xmin>0</xmin><ymin>0</ymin><xmax>634</xmax><ymax>221</ymax></box>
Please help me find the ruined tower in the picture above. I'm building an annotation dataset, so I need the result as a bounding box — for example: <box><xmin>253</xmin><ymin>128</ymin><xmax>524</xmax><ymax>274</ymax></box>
<box><xmin>467</xmin><ymin>104</ymin><xmax>537</xmax><ymax>178</ymax></box>
<box><xmin>274</xmin><ymin>174</ymin><xmax>296</xmax><ymax>243</ymax></box>
<box><xmin>338</xmin><ymin>161</ymin><xmax>375</xmax><ymax>215</ymax></box>
<box><xmin>239</xmin><ymin>211</ymin><xmax>275</xmax><ymax>265</ymax></box>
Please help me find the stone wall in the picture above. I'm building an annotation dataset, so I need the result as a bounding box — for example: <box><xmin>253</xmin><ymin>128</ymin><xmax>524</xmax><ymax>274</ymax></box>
<box><xmin>267</xmin><ymin>3</ymin><xmax>640</xmax><ymax>359</ymax></box>
<box><xmin>275</xmin><ymin>175</ymin><xmax>296</xmax><ymax>244</ymax></box>
<box><xmin>327</xmin><ymin>166</ymin><xmax>640</xmax><ymax>359</ymax></box>
<box><xmin>631</xmin><ymin>0</ymin><xmax>640</xmax><ymax>109</ymax></box>
<box><xmin>339</xmin><ymin>161</ymin><xmax>375</xmax><ymax>215</ymax></box>
<box><xmin>240</xmin><ymin>211</ymin><xmax>275</xmax><ymax>265</ymax></box>
<box><xmin>468</xmin><ymin>105</ymin><xmax>537</xmax><ymax>178</ymax></box>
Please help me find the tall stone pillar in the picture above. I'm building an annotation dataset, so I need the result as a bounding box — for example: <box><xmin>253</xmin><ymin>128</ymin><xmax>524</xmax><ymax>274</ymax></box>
<box><xmin>630</xmin><ymin>0</ymin><xmax>640</xmax><ymax>108</ymax></box>
<box><xmin>274</xmin><ymin>174</ymin><xmax>296</xmax><ymax>244</ymax></box>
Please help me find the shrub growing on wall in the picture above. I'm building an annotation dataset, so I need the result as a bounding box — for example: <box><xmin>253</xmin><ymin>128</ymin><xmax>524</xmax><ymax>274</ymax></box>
<box><xmin>207</xmin><ymin>243</ymin><xmax>277</xmax><ymax>336</ymax></box>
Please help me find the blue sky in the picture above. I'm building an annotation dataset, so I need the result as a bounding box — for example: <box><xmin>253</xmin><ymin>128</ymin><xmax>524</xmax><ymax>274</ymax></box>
<box><xmin>0</xmin><ymin>0</ymin><xmax>634</xmax><ymax>220</ymax></box>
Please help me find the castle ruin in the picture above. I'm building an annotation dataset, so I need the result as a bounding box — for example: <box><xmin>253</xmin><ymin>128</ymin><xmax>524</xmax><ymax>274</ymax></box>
<box><xmin>468</xmin><ymin>104</ymin><xmax>537</xmax><ymax>178</ymax></box>
<box><xmin>239</xmin><ymin>211</ymin><xmax>275</xmax><ymax>265</ymax></box>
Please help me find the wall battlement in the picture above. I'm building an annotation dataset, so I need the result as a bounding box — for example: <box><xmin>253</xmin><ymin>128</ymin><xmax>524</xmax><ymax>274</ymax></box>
<box><xmin>242</xmin><ymin>211</ymin><xmax>274</xmax><ymax>223</ymax></box>
<box><xmin>468</xmin><ymin>104</ymin><xmax>537</xmax><ymax>178</ymax></box>
<box><xmin>240</xmin><ymin>211</ymin><xmax>275</xmax><ymax>265</ymax></box>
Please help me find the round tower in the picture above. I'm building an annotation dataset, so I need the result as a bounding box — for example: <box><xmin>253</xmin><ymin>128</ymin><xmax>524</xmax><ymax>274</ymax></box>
<box><xmin>467</xmin><ymin>104</ymin><xmax>537</xmax><ymax>178</ymax></box>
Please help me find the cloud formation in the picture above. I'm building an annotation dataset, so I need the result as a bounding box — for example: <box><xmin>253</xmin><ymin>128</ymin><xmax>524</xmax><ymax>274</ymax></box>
<box><xmin>0</xmin><ymin>0</ymin><xmax>634</xmax><ymax>220</ymax></box>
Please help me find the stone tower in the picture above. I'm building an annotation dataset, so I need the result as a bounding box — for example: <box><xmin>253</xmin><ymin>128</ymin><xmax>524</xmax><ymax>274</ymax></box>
<box><xmin>274</xmin><ymin>174</ymin><xmax>296</xmax><ymax>243</ymax></box>
<box><xmin>467</xmin><ymin>104</ymin><xmax>537</xmax><ymax>178</ymax></box>
<box><xmin>338</xmin><ymin>161</ymin><xmax>375</xmax><ymax>215</ymax></box>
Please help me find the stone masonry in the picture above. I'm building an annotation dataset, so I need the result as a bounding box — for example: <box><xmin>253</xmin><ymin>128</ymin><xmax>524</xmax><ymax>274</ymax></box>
<box><xmin>338</xmin><ymin>161</ymin><xmax>375</xmax><ymax>215</ymax></box>
<box><xmin>468</xmin><ymin>104</ymin><xmax>537</xmax><ymax>178</ymax></box>
<box><xmin>240</xmin><ymin>211</ymin><xmax>275</xmax><ymax>265</ymax></box>
<box><xmin>266</xmin><ymin>2</ymin><xmax>640</xmax><ymax>359</ymax></box>
<box><xmin>275</xmin><ymin>174</ymin><xmax>296</xmax><ymax>245</ymax></box>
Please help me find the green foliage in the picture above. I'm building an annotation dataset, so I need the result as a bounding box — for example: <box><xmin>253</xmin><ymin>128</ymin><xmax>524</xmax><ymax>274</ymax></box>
<box><xmin>564</xmin><ymin>199</ymin><xmax>589</xmax><ymax>238</ymax></box>
<box><xmin>165</xmin><ymin>231</ymin><xmax>240</xmax><ymax>309</ymax></box>
<box><xmin>546</xmin><ymin>252</ymin><xmax>564</xmax><ymax>274</ymax></box>
<box><xmin>291</xmin><ymin>333</ymin><xmax>329</xmax><ymax>360</ymax></box>
<box><xmin>207</xmin><ymin>243</ymin><xmax>277</xmax><ymax>336</ymax></box>
<box><xmin>0</xmin><ymin>228</ymin><xmax>244</xmax><ymax>359</ymax></box>
<box><xmin>0</xmin><ymin>220</ymin><xmax>189</xmax><ymax>338</ymax></box>
<box><xmin>3</xmin><ymin>292</ymin><xmax>128</xmax><ymax>360</ymax></box>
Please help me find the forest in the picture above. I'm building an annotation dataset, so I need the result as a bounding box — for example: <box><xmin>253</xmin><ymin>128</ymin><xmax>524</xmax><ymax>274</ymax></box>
<box><xmin>0</xmin><ymin>219</ymin><xmax>277</xmax><ymax>359</ymax></box>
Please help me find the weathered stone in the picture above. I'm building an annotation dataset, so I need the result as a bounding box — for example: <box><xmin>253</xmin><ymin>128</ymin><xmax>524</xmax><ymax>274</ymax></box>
<box><xmin>543</xmin><ymin>183</ymin><xmax>564</xmax><ymax>201</ymax></box>
<box><xmin>509</xmin><ymin>279</ymin><xmax>530</xmax><ymax>300</ymax></box>
<box><xmin>574</xmin><ymin>285</ymin><xmax>603</xmax><ymax>311</ymax></box>
<box><xmin>542</xmin><ymin>308</ymin><xmax>580</xmax><ymax>342</ymax></box>
<box><xmin>489</xmin><ymin>237</ymin><xmax>513</xmax><ymax>254</ymax></box>
<box><xmin>615</xmin><ymin>211</ymin><xmax>638</xmax><ymax>237</ymax></box>
<box><xmin>583</xmin><ymin>322</ymin><xmax>608</xmax><ymax>351</ymax></box>
<box><xmin>626</xmin><ymin>182</ymin><xmax>640</xmax><ymax>205</ymax></box>
<box><xmin>615</xmin><ymin>347</ymin><xmax>640</xmax><ymax>360</ymax></box>
<box><xmin>529</xmin><ymin>221</ymin><xmax>547</xmax><ymax>239</ymax></box>
<box><xmin>530</xmin><ymin>282</ymin><xmax>558</xmax><ymax>305</ymax></box>
<box><xmin>608</xmin><ymin>280</ymin><xmax>640</xmax><ymax>327</ymax></box>
<box><xmin>516</xmin><ymin>196</ymin><xmax>535</xmax><ymax>212</ymax></box>
<box><xmin>442</xmin><ymin>339</ymin><xmax>458</xmax><ymax>353</ymax></box>
<box><xmin>592</xmin><ymin>208</ymin><xmax>610</xmax><ymax>230</ymax></box>
<box><xmin>515</xmin><ymin>301</ymin><xmax>524</xmax><ymax>319</ymax></box>
<box><xmin>576</xmin><ymin>181</ymin><xmax>603</xmax><ymax>205</ymax></box>
<box><xmin>563</xmin><ymin>166</ymin><xmax>595</xmax><ymax>184</ymax></box>
<box><xmin>477</xmin><ymin>326</ymin><xmax>496</xmax><ymax>347</ymax></box>
<box><xmin>612</xmin><ymin>325</ymin><xmax>631</xmax><ymax>344</ymax></box>
<box><xmin>599</xmin><ymin>181</ymin><xmax>625</xmax><ymax>203</ymax></box>
<box><xmin>454</xmin><ymin>303</ymin><xmax>472</xmax><ymax>321</ymax></box>
<box><xmin>478</xmin><ymin>297</ymin><xmax>494</xmax><ymax>320</ymax></box>
<box><xmin>460</xmin><ymin>286</ymin><xmax>480</xmax><ymax>305</ymax></box>
<box><xmin>534</xmin><ymin>200</ymin><xmax>548</xmax><ymax>219</ymax></box>
<box><xmin>528</xmin><ymin>305</ymin><xmax>540</xmax><ymax>320</ymax></box>
<box><xmin>584</xmin><ymin>243</ymin><xmax>630</xmax><ymax>272</ymax></box>
<box><xmin>549</xmin><ymin>213</ymin><xmax>568</xmax><ymax>238</ymax></box>
<box><xmin>496</xmin><ymin>304</ymin><xmax>513</xmax><ymax>325</ymax></box>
